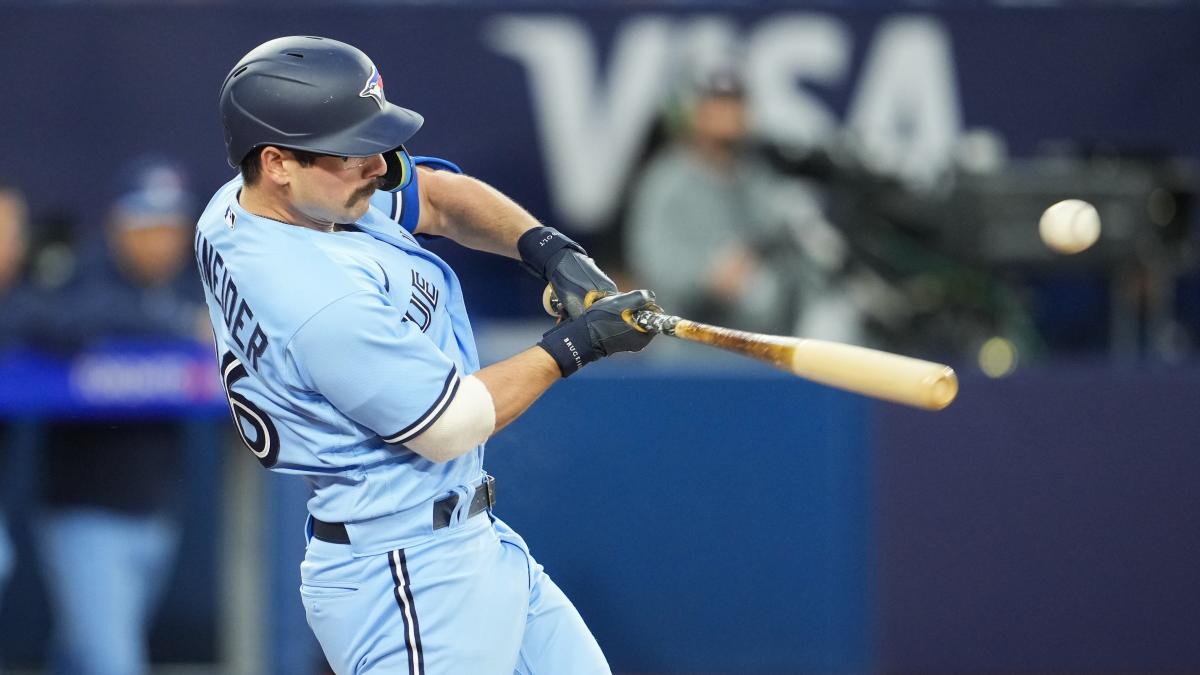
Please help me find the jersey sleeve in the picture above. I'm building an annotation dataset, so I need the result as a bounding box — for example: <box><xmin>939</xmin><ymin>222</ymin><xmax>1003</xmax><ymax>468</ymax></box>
<box><xmin>286</xmin><ymin>290</ymin><xmax>461</xmax><ymax>446</ymax></box>
<box><xmin>369</xmin><ymin>155</ymin><xmax>464</xmax><ymax>235</ymax></box>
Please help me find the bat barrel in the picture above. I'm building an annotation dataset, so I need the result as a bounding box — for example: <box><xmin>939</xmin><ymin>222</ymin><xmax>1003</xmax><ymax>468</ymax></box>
<box><xmin>788</xmin><ymin>339</ymin><xmax>958</xmax><ymax>410</ymax></box>
<box><xmin>653</xmin><ymin>315</ymin><xmax>958</xmax><ymax>411</ymax></box>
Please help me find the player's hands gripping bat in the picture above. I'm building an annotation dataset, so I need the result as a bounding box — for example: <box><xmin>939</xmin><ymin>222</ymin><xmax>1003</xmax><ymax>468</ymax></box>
<box><xmin>517</xmin><ymin>226</ymin><xmax>618</xmax><ymax>319</ymax></box>
<box><xmin>537</xmin><ymin>290</ymin><xmax>659</xmax><ymax>376</ymax></box>
<box><xmin>543</xmin><ymin>285</ymin><xmax>957</xmax><ymax>410</ymax></box>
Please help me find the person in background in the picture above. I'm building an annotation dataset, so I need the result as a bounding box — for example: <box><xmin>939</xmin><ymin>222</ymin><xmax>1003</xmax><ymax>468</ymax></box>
<box><xmin>35</xmin><ymin>157</ymin><xmax>205</xmax><ymax>675</ymax></box>
<box><xmin>624</xmin><ymin>67</ymin><xmax>862</xmax><ymax>342</ymax></box>
<box><xmin>0</xmin><ymin>185</ymin><xmax>31</xmax><ymax>326</ymax></box>
<box><xmin>0</xmin><ymin>184</ymin><xmax>35</xmax><ymax>665</ymax></box>
<box><xmin>0</xmin><ymin>183</ymin><xmax>43</xmax><ymax>348</ymax></box>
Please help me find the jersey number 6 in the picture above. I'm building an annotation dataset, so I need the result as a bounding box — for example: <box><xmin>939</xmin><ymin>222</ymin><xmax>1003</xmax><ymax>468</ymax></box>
<box><xmin>221</xmin><ymin>351</ymin><xmax>280</xmax><ymax>468</ymax></box>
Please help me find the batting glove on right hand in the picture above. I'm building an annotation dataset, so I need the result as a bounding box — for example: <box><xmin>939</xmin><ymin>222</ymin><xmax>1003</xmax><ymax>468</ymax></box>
<box><xmin>538</xmin><ymin>290</ymin><xmax>658</xmax><ymax>377</ymax></box>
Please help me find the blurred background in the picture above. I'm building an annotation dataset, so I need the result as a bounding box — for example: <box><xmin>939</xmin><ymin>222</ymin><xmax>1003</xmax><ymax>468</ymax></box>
<box><xmin>1</xmin><ymin>2</ymin><xmax>1198</xmax><ymax>674</ymax></box>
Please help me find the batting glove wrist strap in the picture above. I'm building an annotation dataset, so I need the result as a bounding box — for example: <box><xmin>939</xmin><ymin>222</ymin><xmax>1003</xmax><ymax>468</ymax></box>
<box><xmin>538</xmin><ymin>318</ymin><xmax>596</xmax><ymax>377</ymax></box>
<box><xmin>518</xmin><ymin>226</ymin><xmax>584</xmax><ymax>278</ymax></box>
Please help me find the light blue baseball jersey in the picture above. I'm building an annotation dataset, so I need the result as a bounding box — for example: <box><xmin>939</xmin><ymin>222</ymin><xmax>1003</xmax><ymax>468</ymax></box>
<box><xmin>193</xmin><ymin>163</ymin><xmax>483</xmax><ymax>524</ymax></box>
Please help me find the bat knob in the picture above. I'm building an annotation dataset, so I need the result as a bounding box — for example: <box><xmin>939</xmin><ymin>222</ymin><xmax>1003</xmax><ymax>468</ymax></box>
<box><xmin>542</xmin><ymin>285</ymin><xmax>611</xmax><ymax>319</ymax></box>
<box><xmin>542</xmin><ymin>284</ymin><xmax>564</xmax><ymax>318</ymax></box>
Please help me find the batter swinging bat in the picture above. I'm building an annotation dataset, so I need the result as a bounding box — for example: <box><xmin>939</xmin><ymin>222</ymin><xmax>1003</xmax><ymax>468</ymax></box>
<box><xmin>543</xmin><ymin>285</ymin><xmax>958</xmax><ymax>411</ymax></box>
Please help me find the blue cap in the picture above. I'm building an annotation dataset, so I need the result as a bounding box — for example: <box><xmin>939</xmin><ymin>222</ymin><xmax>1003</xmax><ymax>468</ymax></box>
<box><xmin>111</xmin><ymin>156</ymin><xmax>194</xmax><ymax>226</ymax></box>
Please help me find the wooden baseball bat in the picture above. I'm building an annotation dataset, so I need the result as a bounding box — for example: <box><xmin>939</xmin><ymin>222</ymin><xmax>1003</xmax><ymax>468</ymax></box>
<box><xmin>543</xmin><ymin>285</ymin><xmax>958</xmax><ymax>411</ymax></box>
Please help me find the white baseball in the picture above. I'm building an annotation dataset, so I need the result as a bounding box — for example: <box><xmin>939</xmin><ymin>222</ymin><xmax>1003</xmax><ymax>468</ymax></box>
<box><xmin>1038</xmin><ymin>199</ymin><xmax>1101</xmax><ymax>255</ymax></box>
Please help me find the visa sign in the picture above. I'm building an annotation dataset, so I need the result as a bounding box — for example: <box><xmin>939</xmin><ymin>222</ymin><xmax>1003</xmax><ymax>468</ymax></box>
<box><xmin>487</xmin><ymin>13</ymin><xmax>971</xmax><ymax>232</ymax></box>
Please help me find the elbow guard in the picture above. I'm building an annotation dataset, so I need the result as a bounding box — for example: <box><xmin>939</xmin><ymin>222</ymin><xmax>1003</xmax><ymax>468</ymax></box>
<box><xmin>404</xmin><ymin>374</ymin><xmax>495</xmax><ymax>462</ymax></box>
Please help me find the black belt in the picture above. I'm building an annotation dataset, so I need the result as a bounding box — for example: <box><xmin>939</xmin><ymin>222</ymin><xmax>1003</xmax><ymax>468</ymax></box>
<box><xmin>311</xmin><ymin>475</ymin><xmax>495</xmax><ymax>545</ymax></box>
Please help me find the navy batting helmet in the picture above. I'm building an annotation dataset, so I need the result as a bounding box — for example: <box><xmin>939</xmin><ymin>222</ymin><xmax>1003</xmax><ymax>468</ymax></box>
<box><xmin>219</xmin><ymin>36</ymin><xmax>422</xmax><ymax>191</ymax></box>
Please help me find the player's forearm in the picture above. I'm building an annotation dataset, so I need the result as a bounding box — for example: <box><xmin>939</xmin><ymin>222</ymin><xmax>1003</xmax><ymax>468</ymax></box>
<box><xmin>404</xmin><ymin>348</ymin><xmax>557</xmax><ymax>462</ymax></box>
<box><xmin>473</xmin><ymin>346</ymin><xmax>561</xmax><ymax>433</ymax></box>
<box><xmin>418</xmin><ymin>170</ymin><xmax>538</xmax><ymax>259</ymax></box>
<box><xmin>406</xmin><ymin>294</ymin><xmax>654</xmax><ymax>461</ymax></box>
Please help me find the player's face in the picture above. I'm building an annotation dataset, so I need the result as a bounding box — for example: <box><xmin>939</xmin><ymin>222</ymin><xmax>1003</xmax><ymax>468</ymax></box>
<box><xmin>110</xmin><ymin>217</ymin><xmax>192</xmax><ymax>287</ymax></box>
<box><xmin>692</xmin><ymin>95</ymin><xmax>747</xmax><ymax>149</ymax></box>
<box><xmin>287</xmin><ymin>153</ymin><xmax>388</xmax><ymax>226</ymax></box>
<box><xmin>0</xmin><ymin>190</ymin><xmax>29</xmax><ymax>293</ymax></box>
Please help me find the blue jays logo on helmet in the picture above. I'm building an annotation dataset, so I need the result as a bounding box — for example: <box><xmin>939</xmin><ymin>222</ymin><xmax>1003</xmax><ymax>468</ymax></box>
<box><xmin>359</xmin><ymin>68</ymin><xmax>386</xmax><ymax>109</ymax></box>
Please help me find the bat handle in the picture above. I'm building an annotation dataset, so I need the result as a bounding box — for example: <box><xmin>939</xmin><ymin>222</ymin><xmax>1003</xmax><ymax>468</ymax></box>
<box><xmin>629</xmin><ymin>309</ymin><xmax>680</xmax><ymax>335</ymax></box>
<box><xmin>542</xmin><ymin>285</ymin><xmax>620</xmax><ymax>318</ymax></box>
<box><xmin>545</xmin><ymin>284</ymin><xmax>676</xmax><ymax>335</ymax></box>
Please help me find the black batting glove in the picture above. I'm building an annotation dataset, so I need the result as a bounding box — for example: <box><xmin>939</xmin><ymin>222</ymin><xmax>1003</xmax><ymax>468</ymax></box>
<box><xmin>518</xmin><ymin>226</ymin><xmax>619</xmax><ymax>318</ymax></box>
<box><xmin>538</xmin><ymin>290</ymin><xmax>658</xmax><ymax>377</ymax></box>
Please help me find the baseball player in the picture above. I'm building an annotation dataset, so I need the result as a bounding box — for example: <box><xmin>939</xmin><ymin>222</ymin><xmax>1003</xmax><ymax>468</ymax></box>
<box><xmin>197</xmin><ymin>36</ymin><xmax>656</xmax><ymax>674</ymax></box>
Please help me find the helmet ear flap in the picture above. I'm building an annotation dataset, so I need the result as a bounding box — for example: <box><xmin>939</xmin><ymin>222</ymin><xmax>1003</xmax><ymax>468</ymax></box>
<box><xmin>380</xmin><ymin>146</ymin><xmax>414</xmax><ymax>192</ymax></box>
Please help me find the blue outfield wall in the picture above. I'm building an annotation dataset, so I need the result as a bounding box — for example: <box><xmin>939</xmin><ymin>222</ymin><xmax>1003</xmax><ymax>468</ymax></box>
<box><xmin>877</xmin><ymin>367</ymin><xmax>1200</xmax><ymax>673</ymax></box>
<box><xmin>4</xmin><ymin>346</ymin><xmax>1200</xmax><ymax>671</ymax></box>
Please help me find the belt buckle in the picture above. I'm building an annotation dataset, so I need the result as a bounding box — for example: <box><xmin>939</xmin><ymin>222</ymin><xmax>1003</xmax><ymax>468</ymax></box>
<box><xmin>482</xmin><ymin>475</ymin><xmax>496</xmax><ymax>509</ymax></box>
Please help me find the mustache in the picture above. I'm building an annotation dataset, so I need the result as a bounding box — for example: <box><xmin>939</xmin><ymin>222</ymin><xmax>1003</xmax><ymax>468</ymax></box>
<box><xmin>345</xmin><ymin>178</ymin><xmax>385</xmax><ymax>209</ymax></box>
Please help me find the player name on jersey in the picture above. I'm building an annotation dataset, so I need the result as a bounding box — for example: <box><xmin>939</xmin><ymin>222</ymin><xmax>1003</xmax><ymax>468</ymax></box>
<box><xmin>195</xmin><ymin>229</ymin><xmax>269</xmax><ymax>370</ymax></box>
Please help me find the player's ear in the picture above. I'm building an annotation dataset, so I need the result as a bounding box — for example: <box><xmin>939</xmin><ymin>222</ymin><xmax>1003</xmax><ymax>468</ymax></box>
<box><xmin>259</xmin><ymin>146</ymin><xmax>292</xmax><ymax>186</ymax></box>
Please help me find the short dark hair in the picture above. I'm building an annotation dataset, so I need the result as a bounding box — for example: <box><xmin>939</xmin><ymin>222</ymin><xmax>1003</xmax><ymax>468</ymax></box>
<box><xmin>239</xmin><ymin>146</ymin><xmax>322</xmax><ymax>186</ymax></box>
